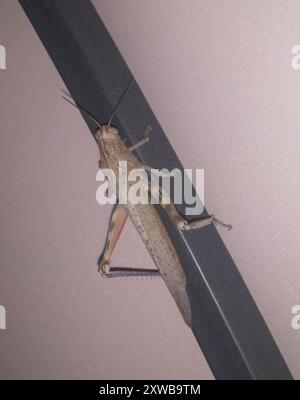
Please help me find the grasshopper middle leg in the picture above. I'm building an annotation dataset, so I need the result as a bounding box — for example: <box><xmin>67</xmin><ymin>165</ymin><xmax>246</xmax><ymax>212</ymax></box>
<box><xmin>152</xmin><ymin>182</ymin><xmax>232</xmax><ymax>231</ymax></box>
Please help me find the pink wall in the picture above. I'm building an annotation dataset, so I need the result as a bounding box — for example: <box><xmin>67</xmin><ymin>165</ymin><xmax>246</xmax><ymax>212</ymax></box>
<box><xmin>0</xmin><ymin>0</ymin><xmax>299</xmax><ymax>379</ymax></box>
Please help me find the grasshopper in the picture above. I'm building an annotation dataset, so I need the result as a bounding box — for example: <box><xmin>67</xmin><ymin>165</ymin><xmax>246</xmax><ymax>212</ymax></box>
<box><xmin>63</xmin><ymin>83</ymin><xmax>231</xmax><ymax>327</ymax></box>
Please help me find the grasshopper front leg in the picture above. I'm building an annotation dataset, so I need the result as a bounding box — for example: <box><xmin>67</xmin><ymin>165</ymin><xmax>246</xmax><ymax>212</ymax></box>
<box><xmin>127</xmin><ymin>127</ymin><xmax>176</xmax><ymax>178</ymax></box>
<box><xmin>98</xmin><ymin>203</ymin><xmax>160</xmax><ymax>278</ymax></box>
<box><xmin>128</xmin><ymin>126</ymin><xmax>152</xmax><ymax>152</ymax></box>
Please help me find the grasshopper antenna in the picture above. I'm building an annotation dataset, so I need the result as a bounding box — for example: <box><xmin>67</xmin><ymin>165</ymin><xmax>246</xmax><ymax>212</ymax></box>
<box><xmin>108</xmin><ymin>78</ymin><xmax>133</xmax><ymax>127</ymax></box>
<box><xmin>62</xmin><ymin>90</ymin><xmax>102</xmax><ymax>128</ymax></box>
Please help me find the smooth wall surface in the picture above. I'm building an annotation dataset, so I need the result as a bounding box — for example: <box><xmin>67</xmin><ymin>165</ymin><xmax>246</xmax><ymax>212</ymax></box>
<box><xmin>0</xmin><ymin>0</ymin><xmax>300</xmax><ymax>379</ymax></box>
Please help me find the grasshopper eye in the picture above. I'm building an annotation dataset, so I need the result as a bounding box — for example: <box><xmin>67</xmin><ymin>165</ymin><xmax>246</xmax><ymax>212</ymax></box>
<box><xmin>109</xmin><ymin>127</ymin><xmax>118</xmax><ymax>135</ymax></box>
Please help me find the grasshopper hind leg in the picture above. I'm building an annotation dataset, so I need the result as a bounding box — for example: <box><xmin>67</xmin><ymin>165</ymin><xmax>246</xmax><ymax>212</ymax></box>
<box><xmin>98</xmin><ymin>203</ymin><xmax>160</xmax><ymax>278</ymax></box>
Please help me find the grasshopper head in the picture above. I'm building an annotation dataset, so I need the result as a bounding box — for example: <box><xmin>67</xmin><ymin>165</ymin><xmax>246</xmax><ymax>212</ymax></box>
<box><xmin>95</xmin><ymin>125</ymin><xmax>119</xmax><ymax>142</ymax></box>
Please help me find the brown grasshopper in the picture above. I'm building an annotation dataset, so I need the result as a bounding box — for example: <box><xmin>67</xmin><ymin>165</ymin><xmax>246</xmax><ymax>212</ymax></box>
<box><xmin>63</xmin><ymin>84</ymin><xmax>231</xmax><ymax>327</ymax></box>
